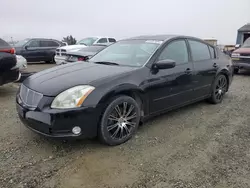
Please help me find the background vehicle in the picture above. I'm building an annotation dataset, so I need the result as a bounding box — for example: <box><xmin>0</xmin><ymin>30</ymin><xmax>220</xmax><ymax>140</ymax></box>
<box><xmin>54</xmin><ymin>37</ymin><xmax>116</xmax><ymax>64</ymax></box>
<box><xmin>235</xmin><ymin>23</ymin><xmax>250</xmax><ymax>48</ymax></box>
<box><xmin>62</xmin><ymin>44</ymin><xmax>107</xmax><ymax>64</ymax></box>
<box><xmin>223</xmin><ymin>45</ymin><xmax>235</xmax><ymax>56</ymax></box>
<box><xmin>0</xmin><ymin>38</ymin><xmax>20</xmax><ymax>86</ymax></box>
<box><xmin>14</xmin><ymin>38</ymin><xmax>65</xmax><ymax>63</ymax></box>
<box><xmin>231</xmin><ymin>37</ymin><xmax>250</xmax><ymax>73</ymax></box>
<box><xmin>17</xmin><ymin>35</ymin><xmax>233</xmax><ymax>146</ymax></box>
<box><xmin>12</xmin><ymin>55</ymin><xmax>27</xmax><ymax>71</ymax></box>
<box><xmin>203</xmin><ymin>38</ymin><xmax>217</xmax><ymax>46</ymax></box>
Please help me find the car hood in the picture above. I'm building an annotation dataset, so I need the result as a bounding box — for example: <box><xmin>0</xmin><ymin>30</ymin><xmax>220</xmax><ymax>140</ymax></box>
<box><xmin>234</xmin><ymin>47</ymin><xmax>250</xmax><ymax>54</ymax></box>
<box><xmin>57</xmin><ymin>45</ymin><xmax>87</xmax><ymax>51</ymax></box>
<box><xmin>23</xmin><ymin>63</ymin><xmax>137</xmax><ymax>96</ymax></box>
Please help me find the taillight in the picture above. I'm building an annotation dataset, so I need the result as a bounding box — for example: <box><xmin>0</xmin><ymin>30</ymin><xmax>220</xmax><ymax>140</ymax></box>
<box><xmin>78</xmin><ymin>57</ymin><xmax>86</xmax><ymax>61</ymax></box>
<box><xmin>0</xmin><ymin>48</ymin><xmax>15</xmax><ymax>54</ymax></box>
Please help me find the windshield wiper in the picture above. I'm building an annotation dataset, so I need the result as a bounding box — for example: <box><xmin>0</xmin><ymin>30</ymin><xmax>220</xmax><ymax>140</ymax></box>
<box><xmin>93</xmin><ymin>61</ymin><xmax>120</xmax><ymax>66</ymax></box>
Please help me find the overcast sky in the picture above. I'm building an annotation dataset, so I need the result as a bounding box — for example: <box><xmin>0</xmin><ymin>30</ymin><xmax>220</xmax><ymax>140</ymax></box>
<box><xmin>1</xmin><ymin>0</ymin><xmax>249</xmax><ymax>44</ymax></box>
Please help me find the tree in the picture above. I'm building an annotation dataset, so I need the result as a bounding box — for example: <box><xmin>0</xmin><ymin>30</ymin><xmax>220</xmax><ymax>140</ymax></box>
<box><xmin>62</xmin><ymin>35</ymin><xmax>77</xmax><ymax>45</ymax></box>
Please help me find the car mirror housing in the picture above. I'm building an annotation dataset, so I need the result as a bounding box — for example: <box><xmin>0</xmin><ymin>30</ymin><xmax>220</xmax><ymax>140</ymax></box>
<box><xmin>235</xmin><ymin>44</ymin><xmax>241</xmax><ymax>49</ymax></box>
<box><xmin>153</xmin><ymin>59</ymin><xmax>176</xmax><ymax>70</ymax></box>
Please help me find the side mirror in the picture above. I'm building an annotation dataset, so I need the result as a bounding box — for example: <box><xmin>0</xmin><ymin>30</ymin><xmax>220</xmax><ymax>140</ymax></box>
<box><xmin>153</xmin><ymin>59</ymin><xmax>176</xmax><ymax>70</ymax></box>
<box><xmin>24</xmin><ymin>45</ymin><xmax>29</xmax><ymax>50</ymax></box>
<box><xmin>235</xmin><ymin>44</ymin><xmax>241</xmax><ymax>49</ymax></box>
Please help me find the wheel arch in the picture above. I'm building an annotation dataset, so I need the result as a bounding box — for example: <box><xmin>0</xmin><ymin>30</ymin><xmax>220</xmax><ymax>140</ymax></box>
<box><xmin>97</xmin><ymin>84</ymin><xmax>146</xmax><ymax>118</ymax></box>
<box><xmin>216</xmin><ymin>68</ymin><xmax>230</xmax><ymax>91</ymax></box>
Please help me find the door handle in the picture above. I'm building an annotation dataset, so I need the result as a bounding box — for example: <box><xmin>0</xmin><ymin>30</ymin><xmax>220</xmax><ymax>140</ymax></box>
<box><xmin>213</xmin><ymin>63</ymin><xmax>218</xmax><ymax>68</ymax></box>
<box><xmin>185</xmin><ymin>68</ymin><xmax>192</xmax><ymax>74</ymax></box>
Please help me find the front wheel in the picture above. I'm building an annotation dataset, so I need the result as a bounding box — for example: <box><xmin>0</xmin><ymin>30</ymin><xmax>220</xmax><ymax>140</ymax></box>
<box><xmin>98</xmin><ymin>95</ymin><xmax>140</xmax><ymax>146</ymax></box>
<box><xmin>208</xmin><ymin>74</ymin><xmax>228</xmax><ymax>104</ymax></box>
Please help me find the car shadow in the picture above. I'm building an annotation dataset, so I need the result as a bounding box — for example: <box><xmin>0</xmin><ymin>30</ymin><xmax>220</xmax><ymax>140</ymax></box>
<box><xmin>0</xmin><ymin>84</ymin><xmax>18</xmax><ymax>97</ymax></box>
<box><xmin>236</xmin><ymin>69</ymin><xmax>250</xmax><ymax>76</ymax></box>
<box><xmin>30</xmin><ymin>99</ymin><xmax>211</xmax><ymax>153</ymax></box>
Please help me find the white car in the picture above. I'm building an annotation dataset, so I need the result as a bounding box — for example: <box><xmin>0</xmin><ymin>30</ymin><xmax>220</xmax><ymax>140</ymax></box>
<box><xmin>54</xmin><ymin>37</ymin><xmax>116</xmax><ymax>65</ymax></box>
<box><xmin>12</xmin><ymin>55</ymin><xmax>27</xmax><ymax>71</ymax></box>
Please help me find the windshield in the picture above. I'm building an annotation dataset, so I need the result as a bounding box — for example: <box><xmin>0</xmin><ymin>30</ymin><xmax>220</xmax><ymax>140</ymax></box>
<box><xmin>89</xmin><ymin>40</ymin><xmax>162</xmax><ymax>67</ymax></box>
<box><xmin>14</xmin><ymin>39</ymin><xmax>30</xmax><ymax>47</ymax></box>
<box><xmin>242</xmin><ymin>37</ymin><xmax>250</xmax><ymax>48</ymax></box>
<box><xmin>76</xmin><ymin>37</ymin><xmax>98</xmax><ymax>46</ymax></box>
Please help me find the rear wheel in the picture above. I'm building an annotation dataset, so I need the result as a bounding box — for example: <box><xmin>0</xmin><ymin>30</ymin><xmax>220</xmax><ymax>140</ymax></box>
<box><xmin>45</xmin><ymin>56</ymin><xmax>55</xmax><ymax>64</ymax></box>
<box><xmin>98</xmin><ymin>95</ymin><xmax>140</xmax><ymax>146</ymax></box>
<box><xmin>208</xmin><ymin>74</ymin><xmax>228</xmax><ymax>104</ymax></box>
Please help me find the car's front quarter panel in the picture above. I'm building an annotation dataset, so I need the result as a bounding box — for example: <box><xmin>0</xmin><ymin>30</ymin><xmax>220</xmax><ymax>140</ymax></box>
<box><xmin>82</xmin><ymin>67</ymin><xmax>150</xmax><ymax>114</ymax></box>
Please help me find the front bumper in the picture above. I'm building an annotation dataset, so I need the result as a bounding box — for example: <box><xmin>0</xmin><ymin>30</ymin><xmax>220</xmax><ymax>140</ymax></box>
<box><xmin>16</xmin><ymin>95</ymin><xmax>101</xmax><ymax>139</ymax></box>
<box><xmin>54</xmin><ymin>55</ymin><xmax>67</xmax><ymax>65</ymax></box>
<box><xmin>232</xmin><ymin>58</ymin><xmax>250</xmax><ymax>69</ymax></box>
<box><xmin>0</xmin><ymin>69</ymin><xmax>20</xmax><ymax>86</ymax></box>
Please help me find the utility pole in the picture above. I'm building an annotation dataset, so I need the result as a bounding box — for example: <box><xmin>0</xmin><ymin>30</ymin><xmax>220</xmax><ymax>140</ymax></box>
<box><xmin>10</xmin><ymin>37</ymin><xmax>14</xmax><ymax>46</ymax></box>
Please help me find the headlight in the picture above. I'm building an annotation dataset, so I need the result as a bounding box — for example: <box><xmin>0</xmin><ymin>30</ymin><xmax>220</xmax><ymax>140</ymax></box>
<box><xmin>231</xmin><ymin>53</ymin><xmax>240</xmax><ymax>57</ymax></box>
<box><xmin>51</xmin><ymin>85</ymin><xmax>95</xmax><ymax>109</ymax></box>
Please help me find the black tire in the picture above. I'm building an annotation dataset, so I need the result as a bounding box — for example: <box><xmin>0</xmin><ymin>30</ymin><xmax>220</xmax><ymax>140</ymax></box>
<box><xmin>98</xmin><ymin>95</ymin><xmax>140</xmax><ymax>146</ymax></box>
<box><xmin>234</xmin><ymin>68</ymin><xmax>239</xmax><ymax>74</ymax></box>
<box><xmin>45</xmin><ymin>56</ymin><xmax>55</xmax><ymax>64</ymax></box>
<box><xmin>208</xmin><ymin>74</ymin><xmax>228</xmax><ymax>104</ymax></box>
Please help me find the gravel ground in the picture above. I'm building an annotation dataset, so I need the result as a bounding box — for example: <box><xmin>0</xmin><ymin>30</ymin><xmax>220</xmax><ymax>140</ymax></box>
<box><xmin>25</xmin><ymin>63</ymin><xmax>55</xmax><ymax>73</ymax></box>
<box><xmin>1</xmin><ymin>66</ymin><xmax>250</xmax><ymax>188</ymax></box>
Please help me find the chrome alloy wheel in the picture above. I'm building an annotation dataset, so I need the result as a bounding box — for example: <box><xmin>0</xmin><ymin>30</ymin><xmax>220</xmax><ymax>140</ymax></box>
<box><xmin>107</xmin><ymin>102</ymin><xmax>137</xmax><ymax>140</ymax></box>
<box><xmin>214</xmin><ymin>75</ymin><xmax>227</xmax><ymax>101</ymax></box>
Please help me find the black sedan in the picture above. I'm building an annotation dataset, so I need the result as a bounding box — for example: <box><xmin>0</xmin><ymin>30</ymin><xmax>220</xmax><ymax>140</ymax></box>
<box><xmin>16</xmin><ymin>35</ymin><xmax>233</xmax><ymax>146</ymax></box>
<box><xmin>64</xmin><ymin>45</ymin><xmax>107</xmax><ymax>64</ymax></box>
<box><xmin>0</xmin><ymin>38</ymin><xmax>20</xmax><ymax>86</ymax></box>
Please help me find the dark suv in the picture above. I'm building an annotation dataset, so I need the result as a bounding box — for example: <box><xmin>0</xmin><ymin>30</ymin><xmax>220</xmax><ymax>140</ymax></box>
<box><xmin>0</xmin><ymin>38</ymin><xmax>20</xmax><ymax>86</ymax></box>
<box><xmin>14</xmin><ymin>38</ymin><xmax>65</xmax><ymax>63</ymax></box>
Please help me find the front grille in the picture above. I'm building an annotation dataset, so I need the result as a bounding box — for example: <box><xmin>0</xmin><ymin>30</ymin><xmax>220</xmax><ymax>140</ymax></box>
<box><xmin>240</xmin><ymin>53</ymin><xmax>250</xmax><ymax>57</ymax></box>
<box><xmin>55</xmin><ymin>49</ymin><xmax>67</xmax><ymax>56</ymax></box>
<box><xmin>19</xmin><ymin>84</ymin><xmax>43</xmax><ymax>108</ymax></box>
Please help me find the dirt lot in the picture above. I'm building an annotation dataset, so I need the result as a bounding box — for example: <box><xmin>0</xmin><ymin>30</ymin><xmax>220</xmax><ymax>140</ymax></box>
<box><xmin>1</xmin><ymin>64</ymin><xmax>250</xmax><ymax>188</ymax></box>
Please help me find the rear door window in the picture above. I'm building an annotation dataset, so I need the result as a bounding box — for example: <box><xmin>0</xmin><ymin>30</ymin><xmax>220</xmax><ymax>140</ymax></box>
<box><xmin>48</xmin><ymin>40</ymin><xmax>60</xmax><ymax>47</ymax></box>
<box><xmin>188</xmin><ymin>40</ymin><xmax>211</xmax><ymax>61</ymax></box>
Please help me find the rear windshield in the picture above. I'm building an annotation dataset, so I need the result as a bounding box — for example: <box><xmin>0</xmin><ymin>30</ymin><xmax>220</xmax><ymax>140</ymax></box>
<box><xmin>79</xmin><ymin>46</ymin><xmax>106</xmax><ymax>53</ymax></box>
<box><xmin>0</xmin><ymin>38</ymin><xmax>11</xmax><ymax>49</ymax></box>
<box><xmin>242</xmin><ymin>37</ymin><xmax>250</xmax><ymax>48</ymax></box>
<box><xmin>76</xmin><ymin>37</ymin><xmax>98</xmax><ymax>46</ymax></box>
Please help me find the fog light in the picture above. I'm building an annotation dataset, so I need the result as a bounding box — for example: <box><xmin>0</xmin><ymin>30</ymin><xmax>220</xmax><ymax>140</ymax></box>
<box><xmin>72</xmin><ymin>126</ymin><xmax>81</xmax><ymax>135</ymax></box>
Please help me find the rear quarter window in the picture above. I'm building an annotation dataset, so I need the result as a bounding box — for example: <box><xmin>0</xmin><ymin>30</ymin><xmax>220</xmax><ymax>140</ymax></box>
<box><xmin>109</xmin><ymin>38</ymin><xmax>116</xmax><ymax>43</ymax></box>
<box><xmin>208</xmin><ymin>46</ymin><xmax>216</xmax><ymax>59</ymax></box>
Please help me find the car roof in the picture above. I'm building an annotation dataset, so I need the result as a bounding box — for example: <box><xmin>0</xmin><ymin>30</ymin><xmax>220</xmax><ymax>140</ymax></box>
<box><xmin>123</xmin><ymin>34</ymin><xmax>203</xmax><ymax>42</ymax></box>
<box><xmin>125</xmin><ymin>35</ymin><xmax>178</xmax><ymax>41</ymax></box>
<box><xmin>31</xmin><ymin>38</ymin><xmax>59</xmax><ymax>40</ymax></box>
